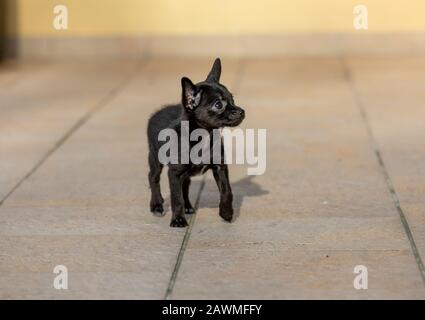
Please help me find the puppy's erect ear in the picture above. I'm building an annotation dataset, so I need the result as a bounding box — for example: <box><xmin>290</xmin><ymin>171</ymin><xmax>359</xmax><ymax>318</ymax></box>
<box><xmin>206</xmin><ymin>58</ymin><xmax>221</xmax><ymax>83</ymax></box>
<box><xmin>181</xmin><ymin>77</ymin><xmax>202</xmax><ymax>110</ymax></box>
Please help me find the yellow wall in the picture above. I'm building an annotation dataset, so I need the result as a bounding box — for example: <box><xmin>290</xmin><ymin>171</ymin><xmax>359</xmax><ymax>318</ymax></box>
<box><xmin>15</xmin><ymin>0</ymin><xmax>425</xmax><ymax>37</ymax></box>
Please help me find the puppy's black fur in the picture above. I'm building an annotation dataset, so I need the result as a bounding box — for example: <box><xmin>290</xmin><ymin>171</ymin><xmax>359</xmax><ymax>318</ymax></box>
<box><xmin>147</xmin><ymin>58</ymin><xmax>245</xmax><ymax>227</ymax></box>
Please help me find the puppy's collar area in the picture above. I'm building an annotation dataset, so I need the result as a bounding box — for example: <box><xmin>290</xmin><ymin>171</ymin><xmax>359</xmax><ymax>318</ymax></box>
<box><xmin>182</xmin><ymin>112</ymin><xmax>216</xmax><ymax>131</ymax></box>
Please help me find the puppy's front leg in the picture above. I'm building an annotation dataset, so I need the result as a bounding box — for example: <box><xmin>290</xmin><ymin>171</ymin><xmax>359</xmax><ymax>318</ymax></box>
<box><xmin>168</xmin><ymin>169</ymin><xmax>188</xmax><ymax>227</ymax></box>
<box><xmin>212</xmin><ymin>165</ymin><xmax>234</xmax><ymax>222</ymax></box>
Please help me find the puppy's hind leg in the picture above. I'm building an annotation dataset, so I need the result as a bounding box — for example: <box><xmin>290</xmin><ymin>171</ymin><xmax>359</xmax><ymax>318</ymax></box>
<box><xmin>183</xmin><ymin>177</ymin><xmax>195</xmax><ymax>214</ymax></box>
<box><xmin>148</xmin><ymin>151</ymin><xmax>164</xmax><ymax>216</ymax></box>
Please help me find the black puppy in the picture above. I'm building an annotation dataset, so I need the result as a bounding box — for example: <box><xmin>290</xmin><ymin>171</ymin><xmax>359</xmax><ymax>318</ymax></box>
<box><xmin>147</xmin><ymin>58</ymin><xmax>245</xmax><ymax>227</ymax></box>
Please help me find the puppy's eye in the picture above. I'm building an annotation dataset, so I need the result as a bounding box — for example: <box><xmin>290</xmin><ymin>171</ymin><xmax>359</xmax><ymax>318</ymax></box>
<box><xmin>212</xmin><ymin>99</ymin><xmax>227</xmax><ymax>113</ymax></box>
<box><xmin>214</xmin><ymin>101</ymin><xmax>223</xmax><ymax>109</ymax></box>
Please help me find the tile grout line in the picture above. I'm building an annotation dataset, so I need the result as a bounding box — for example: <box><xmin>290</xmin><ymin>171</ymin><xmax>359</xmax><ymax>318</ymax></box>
<box><xmin>0</xmin><ymin>59</ymin><xmax>146</xmax><ymax>208</ymax></box>
<box><xmin>164</xmin><ymin>177</ymin><xmax>206</xmax><ymax>300</ymax></box>
<box><xmin>163</xmin><ymin>58</ymin><xmax>246</xmax><ymax>299</ymax></box>
<box><xmin>341</xmin><ymin>57</ymin><xmax>425</xmax><ymax>286</ymax></box>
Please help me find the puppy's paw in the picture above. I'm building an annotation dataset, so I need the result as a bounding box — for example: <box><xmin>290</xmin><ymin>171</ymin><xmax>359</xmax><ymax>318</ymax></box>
<box><xmin>219</xmin><ymin>209</ymin><xmax>234</xmax><ymax>223</ymax></box>
<box><xmin>170</xmin><ymin>216</ymin><xmax>188</xmax><ymax>228</ymax></box>
<box><xmin>150</xmin><ymin>203</ymin><xmax>165</xmax><ymax>217</ymax></box>
<box><xmin>185</xmin><ymin>205</ymin><xmax>195</xmax><ymax>214</ymax></box>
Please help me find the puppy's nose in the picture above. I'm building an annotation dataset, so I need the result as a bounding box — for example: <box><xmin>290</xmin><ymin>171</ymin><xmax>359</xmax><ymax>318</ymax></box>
<box><xmin>232</xmin><ymin>108</ymin><xmax>245</xmax><ymax>117</ymax></box>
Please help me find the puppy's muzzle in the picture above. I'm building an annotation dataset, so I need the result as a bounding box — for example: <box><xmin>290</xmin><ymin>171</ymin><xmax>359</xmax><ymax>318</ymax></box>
<box><xmin>228</xmin><ymin>106</ymin><xmax>245</xmax><ymax>125</ymax></box>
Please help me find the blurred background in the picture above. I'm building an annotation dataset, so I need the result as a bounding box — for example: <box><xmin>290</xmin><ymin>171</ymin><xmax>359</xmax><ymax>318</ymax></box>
<box><xmin>1</xmin><ymin>0</ymin><xmax>425</xmax><ymax>60</ymax></box>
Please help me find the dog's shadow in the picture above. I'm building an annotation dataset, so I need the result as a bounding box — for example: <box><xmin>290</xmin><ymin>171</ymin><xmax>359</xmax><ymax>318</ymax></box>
<box><xmin>162</xmin><ymin>175</ymin><xmax>268</xmax><ymax>220</ymax></box>
<box><xmin>192</xmin><ymin>175</ymin><xmax>269</xmax><ymax>220</ymax></box>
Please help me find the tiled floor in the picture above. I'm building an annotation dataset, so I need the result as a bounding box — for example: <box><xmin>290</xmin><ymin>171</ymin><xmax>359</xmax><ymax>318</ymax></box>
<box><xmin>0</xmin><ymin>57</ymin><xmax>424</xmax><ymax>299</ymax></box>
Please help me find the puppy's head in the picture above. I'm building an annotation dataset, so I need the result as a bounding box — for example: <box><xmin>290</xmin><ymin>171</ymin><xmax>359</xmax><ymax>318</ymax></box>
<box><xmin>181</xmin><ymin>58</ymin><xmax>245</xmax><ymax>129</ymax></box>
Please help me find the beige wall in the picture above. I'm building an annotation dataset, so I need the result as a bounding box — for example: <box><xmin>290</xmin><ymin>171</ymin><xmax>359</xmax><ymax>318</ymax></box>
<box><xmin>14</xmin><ymin>0</ymin><xmax>425</xmax><ymax>37</ymax></box>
